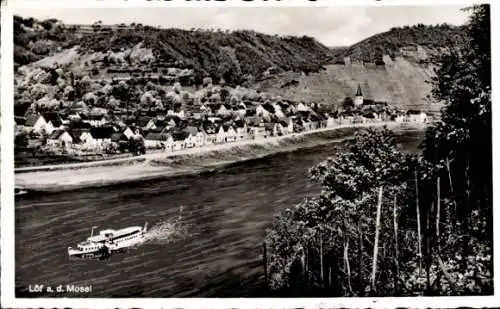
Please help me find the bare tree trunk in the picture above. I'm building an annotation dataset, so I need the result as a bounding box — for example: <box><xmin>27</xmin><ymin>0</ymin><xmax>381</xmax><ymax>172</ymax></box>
<box><xmin>415</xmin><ymin>170</ymin><xmax>423</xmax><ymax>276</ymax></box>
<box><xmin>436</xmin><ymin>177</ymin><xmax>441</xmax><ymax>252</ymax></box>
<box><xmin>305</xmin><ymin>246</ymin><xmax>309</xmax><ymax>289</ymax></box>
<box><xmin>344</xmin><ymin>238</ymin><xmax>353</xmax><ymax>294</ymax></box>
<box><xmin>426</xmin><ymin>201</ymin><xmax>434</xmax><ymax>294</ymax></box>
<box><xmin>263</xmin><ymin>242</ymin><xmax>268</xmax><ymax>286</ymax></box>
<box><xmin>358</xmin><ymin>222</ymin><xmax>364</xmax><ymax>296</ymax></box>
<box><xmin>393</xmin><ymin>193</ymin><xmax>400</xmax><ymax>293</ymax></box>
<box><xmin>446</xmin><ymin>157</ymin><xmax>456</xmax><ymax>233</ymax></box>
<box><xmin>463</xmin><ymin>154</ymin><xmax>471</xmax><ymax>268</ymax></box>
<box><xmin>319</xmin><ymin>231</ymin><xmax>324</xmax><ymax>287</ymax></box>
<box><xmin>371</xmin><ymin>186</ymin><xmax>383</xmax><ymax>293</ymax></box>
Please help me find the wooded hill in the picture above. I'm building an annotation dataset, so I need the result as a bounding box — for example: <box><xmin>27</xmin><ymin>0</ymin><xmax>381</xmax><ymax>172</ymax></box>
<box><xmin>15</xmin><ymin>16</ymin><xmax>467</xmax><ymax>83</ymax></box>
<box><xmin>334</xmin><ymin>24</ymin><xmax>468</xmax><ymax>63</ymax></box>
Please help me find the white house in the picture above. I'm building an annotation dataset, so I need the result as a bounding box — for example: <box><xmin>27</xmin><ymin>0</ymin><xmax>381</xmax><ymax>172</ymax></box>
<box><xmin>87</xmin><ymin>115</ymin><xmax>108</xmax><ymax>127</ymax></box>
<box><xmin>326</xmin><ymin>116</ymin><xmax>337</xmax><ymax>128</ymax></box>
<box><xmin>25</xmin><ymin>114</ymin><xmax>47</xmax><ymax>134</ymax></box>
<box><xmin>407</xmin><ymin>110</ymin><xmax>427</xmax><ymax>123</ymax></box>
<box><xmin>224</xmin><ymin>125</ymin><xmax>237</xmax><ymax>143</ymax></box>
<box><xmin>297</xmin><ymin>102</ymin><xmax>309</xmax><ymax>112</ymax></box>
<box><xmin>83</xmin><ymin>127</ymin><xmax>114</xmax><ymax>150</ymax></box>
<box><xmin>123</xmin><ymin>127</ymin><xmax>136</xmax><ymax>139</ymax></box>
<box><xmin>215</xmin><ymin>125</ymin><xmax>226</xmax><ymax>144</ymax></box>
<box><xmin>145</xmin><ymin>133</ymin><xmax>173</xmax><ymax>149</ymax></box>
<box><xmin>47</xmin><ymin>129</ymin><xmax>73</xmax><ymax>149</ymax></box>
<box><xmin>256</xmin><ymin>104</ymin><xmax>271</xmax><ymax>118</ymax></box>
<box><xmin>167</xmin><ymin>109</ymin><xmax>186</xmax><ymax>119</ymax></box>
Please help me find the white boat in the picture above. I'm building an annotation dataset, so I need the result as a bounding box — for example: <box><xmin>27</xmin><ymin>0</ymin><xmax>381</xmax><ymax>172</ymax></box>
<box><xmin>68</xmin><ymin>223</ymin><xmax>148</xmax><ymax>258</ymax></box>
<box><xmin>15</xmin><ymin>187</ymin><xmax>28</xmax><ymax>196</ymax></box>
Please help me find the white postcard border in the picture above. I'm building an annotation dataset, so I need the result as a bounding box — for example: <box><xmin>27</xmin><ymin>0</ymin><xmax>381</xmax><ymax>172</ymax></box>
<box><xmin>1</xmin><ymin>0</ymin><xmax>499</xmax><ymax>308</ymax></box>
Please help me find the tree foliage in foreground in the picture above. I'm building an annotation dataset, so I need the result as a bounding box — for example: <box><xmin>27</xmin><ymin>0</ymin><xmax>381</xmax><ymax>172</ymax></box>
<box><xmin>265</xmin><ymin>5</ymin><xmax>492</xmax><ymax>296</ymax></box>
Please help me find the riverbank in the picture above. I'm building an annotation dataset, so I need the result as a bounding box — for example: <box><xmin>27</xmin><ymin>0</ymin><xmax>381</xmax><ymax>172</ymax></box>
<box><xmin>15</xmin><ymin>122</ymin><xmax>426</xmax><ymax>192</ymax></box>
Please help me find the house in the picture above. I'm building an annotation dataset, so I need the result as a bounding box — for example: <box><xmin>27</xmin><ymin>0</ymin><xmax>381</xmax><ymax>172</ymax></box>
<box><xmin>137</xmin><ymin>116</ymin><xmax>153</xmax><ymax>131</ymax></box>
<box><xmin>123</xmin><ymin>127</ymin><xmax>136</xmax><ymax>139</ymax></box>
<box><xmin>215</xmin><ymin>124</ymin><xmax>226</xmax><ymax>144</ymax></box>
<box><xmin>83</xmin><ymin>127</ymin><xmax>115</xmax><ymax>150</ymax></box>
<box><xmin>216</xmin><ymin>104</ymin><xmax>232</xmax><ymax>117</ymax></box>
<box><xmin>407</xmin><ymin>110</ymin><xmax>427</xmax><ymax>123</ymax></box>
<box><xmin>167</xmin><ymin>109</ymin><xmax>186</xmax><ymax>119</ymax></box>
<box><xmin>24</xmin><ymin>114</ymin><xmax>55</xmax><ymax>135</ymax></box>
<box><xmin>111</xmin><ymin>132</ymin><xmax>129</xmax><ymax>144</ymax></box>
<box><xmin>277</xmin><ymin>120</ymin><xmax>290</xmax><ymax>136</ymax></box>
<box><xmin>144</xmin><ymin>132</ymin><xmax>173</xmax><ymax>149</ymax></box>
<box><xmin>172</xmin><ymin>131</ymin><xmax>190</xmax><ymax>151</ymax></box>
<box><xmin>256</xmin><ymin>104</ymin><xmax>272</xmax><ymax>118</ymax></box>
<box><xmin>326</xmin><ymin>116</ymin><xmax>337</xmax><ymax>128</ymax></box>
<box><xmin>223</xmin><ymin>125</ymin><xmax>237</xmax><ymax>143</ymax></box>
<box><xmin>47</xmin><ymin>129</ymin><xmax>73</xmax><ymax>149</ymax></box>
<box><xmin>87</xmin><ymin>114</ymin><xmax>108</xmax><ymax>127</ymax></box>
<box><xmin>201</xmin><ymin>121</ymin><xmax>219</xmax><ymax>144</ymax></box>
<box><xmin>182</xmin><ymin>126</ymin><xmax>204</xmax><ymax>148</ymax></box>
<box><xmin>272</xmin><ymin>103</ymin><xmax>286</xmax><ymax>118</ymax></box>
<box><xmin>297</xmin><ymin>102</ymin><xmax>309</xmax><ymax>112</ymax></box>
<box><xmin>233</xmin><ymin>119</ymin><xmax>248</xmax><ymax>141</ymax></box>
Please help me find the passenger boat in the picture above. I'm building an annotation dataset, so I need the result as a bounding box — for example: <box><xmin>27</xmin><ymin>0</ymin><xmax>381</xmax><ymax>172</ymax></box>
<box><xmin>15</xmin><ymin>187</ymin><xmax>28</xmax><ymax>196</ymax></box>
<box><xmin>68</xmin><ymin>223</ymin><xmax>148</xmax><ymax>258</ymax></box>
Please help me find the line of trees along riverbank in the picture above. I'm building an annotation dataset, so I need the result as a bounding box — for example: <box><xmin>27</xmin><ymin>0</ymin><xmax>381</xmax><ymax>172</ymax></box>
<box><xmin>263</xmin><ymin>5</ymin><xmax>492</xmax><ymax>296</ymax></box>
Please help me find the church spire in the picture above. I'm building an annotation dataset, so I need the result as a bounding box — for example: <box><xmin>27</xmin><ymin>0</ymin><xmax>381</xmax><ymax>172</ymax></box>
<box><xmin>356</xmin><ymin>84</ymin><xmax>363</xmax><ymax>97</ymax></box>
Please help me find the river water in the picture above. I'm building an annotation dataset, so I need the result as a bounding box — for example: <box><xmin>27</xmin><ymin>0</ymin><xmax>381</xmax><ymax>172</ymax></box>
<box><xmin>15</xmin><ymin>129</ymin><xmax>424</xmax><ymax>297</ymax></box>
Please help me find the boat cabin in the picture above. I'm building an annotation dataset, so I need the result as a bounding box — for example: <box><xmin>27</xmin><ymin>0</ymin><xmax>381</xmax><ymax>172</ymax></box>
<box><xmin>77</xmin><ymin>240</ymin><xmax>104</xmax><ymax>252</ymax></box>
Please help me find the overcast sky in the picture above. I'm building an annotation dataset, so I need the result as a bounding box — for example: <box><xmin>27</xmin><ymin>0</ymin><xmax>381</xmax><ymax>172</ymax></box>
<box><xmin>15</xmin><ymin>6</ymin><xmax>470</xmax><ymax>46</ymax></box>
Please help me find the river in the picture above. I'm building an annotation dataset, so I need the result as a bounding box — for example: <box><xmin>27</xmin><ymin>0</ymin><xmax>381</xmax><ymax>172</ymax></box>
<box><xmin>15</xmin><ymin>129</ymin><xmax>424</xmax><ymax>297</ymax></box>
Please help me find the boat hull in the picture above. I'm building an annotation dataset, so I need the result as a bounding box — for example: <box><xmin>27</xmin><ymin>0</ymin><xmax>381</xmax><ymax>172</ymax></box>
<box><xmin>68</xmin><ymin>246</ymin><xmax>109</xmax><ymax>258</ymax></box>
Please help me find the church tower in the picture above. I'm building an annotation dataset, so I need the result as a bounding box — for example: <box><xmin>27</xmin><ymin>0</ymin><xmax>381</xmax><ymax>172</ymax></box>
<box><xmin>354</xmin><ymin>84</ymin><xmax>364</xmax><ymax>106</ymax></box>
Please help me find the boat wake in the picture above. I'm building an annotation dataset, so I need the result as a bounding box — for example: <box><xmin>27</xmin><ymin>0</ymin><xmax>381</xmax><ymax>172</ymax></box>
<box><xmin>143</xmin><ymin>206</ymin><xmax>191</xmax><ymax>245</ymax></box>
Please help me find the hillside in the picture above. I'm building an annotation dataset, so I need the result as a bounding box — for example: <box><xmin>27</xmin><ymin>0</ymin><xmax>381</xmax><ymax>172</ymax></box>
<box><xmin>14</xmin><ymin>16</ymin><xmax>334</xmax><ymax>84</ymax></box>
<box><xmin>334</xmin><ymin>23</ymin><xmax>467</xmax><ymax>63</ymax></box>
<box><xmin>255</xmin><ymin>61</ymin><xmax>440</xmax><ymax>112</ymax></box>
<box><xmin>14</xmin><ymin>16</ymin><xmax>465</xmax><ymax>111</ymax></box>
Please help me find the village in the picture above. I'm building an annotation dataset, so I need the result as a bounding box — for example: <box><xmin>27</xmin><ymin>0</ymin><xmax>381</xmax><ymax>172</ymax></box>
<box><xmin>14</xmin><ymin>84</ymin><xmax>428</xmax><ymax>162</ymax></box>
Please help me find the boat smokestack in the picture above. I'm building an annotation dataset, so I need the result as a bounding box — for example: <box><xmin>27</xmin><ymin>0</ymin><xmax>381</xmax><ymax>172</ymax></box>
<box><xmin>91</xmin><ymin>226</ymin><xmax>98</xmax><ymax>237</ymax></box>
<box><xmin>143</xmin><ymin>222</ymin><xmax>148</xmax><ymax>233</ymax></box>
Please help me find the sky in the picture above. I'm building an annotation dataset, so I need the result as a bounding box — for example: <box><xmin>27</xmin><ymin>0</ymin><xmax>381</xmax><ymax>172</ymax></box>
<box><xmin>15</xmin><ymin>6</ymin><xmax>470</xmax><ymax>46</ymax></box>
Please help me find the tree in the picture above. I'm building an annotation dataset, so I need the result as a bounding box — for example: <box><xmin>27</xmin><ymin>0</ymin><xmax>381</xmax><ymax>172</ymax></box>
<box><xmin>342</xmin><ymin>97</ymin><xmax>355</xmax><ymax>110</ymax></box>
<box><xmin>15</xmin><ymin>132</ymin><xmax>29</xmax><ymax>153</ymax></box>
<box><xmin>266</xmin><ymin>128</ymin><xmax>416</xmax><ymax>296</ymax></box>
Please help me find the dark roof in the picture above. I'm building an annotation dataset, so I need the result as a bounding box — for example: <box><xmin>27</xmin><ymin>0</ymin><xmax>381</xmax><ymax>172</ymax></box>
<box><xmin>222</xmin><ymin>124</ymin><xmax>235</xmax><ymax>132</ymax></box>
<box><xmin>48</xmin><ymin>129</ymin><xmax>68</xmax><ymax>140</ymax></box>
<box><xmin>25</xmin><ymin>114</ymin><xmax>41</xmax><ymax>127</ymax></box>
<box><xmin>262</xmin><ymin>103</ymin><xmax>275</xmax><ymax>114</ymax></box>
<box><xmin>234</xmin><ymin>119</ymin><xmax>245</xmax><ymax>128</ymax></box>
<box><xmin>246</xmin><ymin>116</ymin><xmax>262</xmax><ymax>127</ymax></box>
<box><xmin>15</xmin><ymin>116</ymin><xmax>27</xmax><ymax>126</ymax></box>
<box><xmin>69</xmin><ymin>120</ymin><xmax>92</xmax><ymax>129</ymax></box>
<box><xmin>137</xmin><ymin>116</ymin><xmax>153</xmax><ymax>127</ymax></box>
<box><xmin>407</xmin><ymin>110</ymin><xmax>423</xmax><ymax>115</ymax></box>
<box><xmin>42</xmin><ymin>113</ymin><xmax>62</xmax><ymax>127</ymax></box>
<box><xmin>88</xmin><ymin>114</ymin><xmax>107</xmax><ymax>121</ymax></box>
<box><xmin>14</xmin><ymin>101</ymin><xmax>31</xmax><ymax>117</ymax></box>
<box><xmin>172</xmin><ymin>131</ymin><xmax>190</xmax><ymax>141</ymax></box>
<box><xmin>182</xmin><ymin>126</ymin><xmax>198</xmax><ymax>136</ymax></box>
<box><xmin>70</xmin><ymin>128</ymin><xmax>90</xmax><ymax>138</ymax></box>
<box><xmin>145</xmin><ymin>133</ymin><xmax>172</xmax><ymax>141</ymax></box>
<box><xmin>90</xmin><ymin>127</ymin><xmax>115</xmax><ymax>139</ymax></box>
<box><xmin>111</xmin><ymin>132</ymin><xmax>128</xmax><ymax>142</ymax></box>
